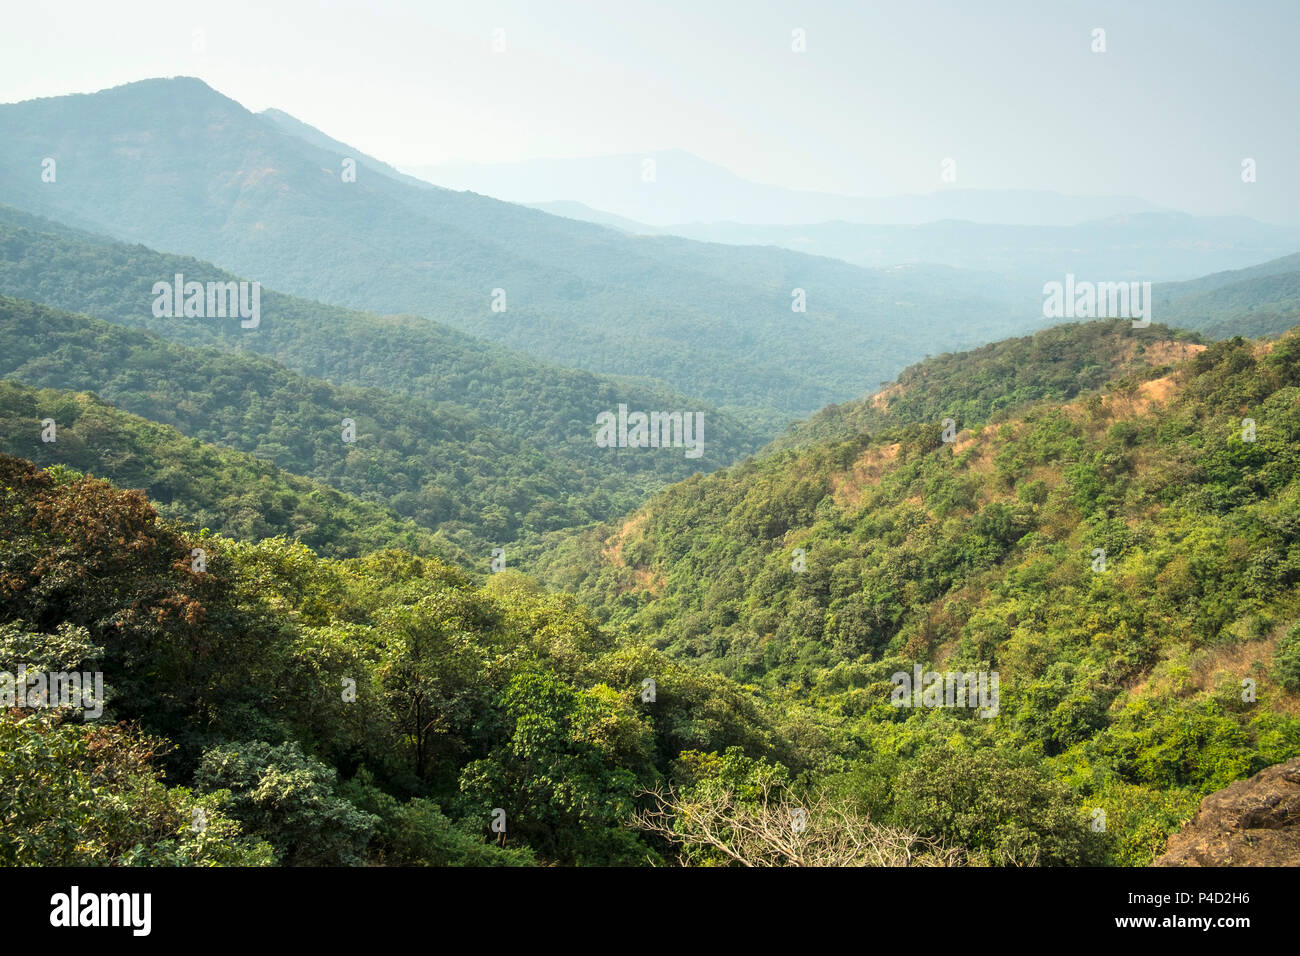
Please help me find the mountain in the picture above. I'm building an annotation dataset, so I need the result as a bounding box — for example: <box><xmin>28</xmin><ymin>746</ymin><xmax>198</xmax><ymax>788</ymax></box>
<box><xmin>526</xmin><ymin>200</ymin><xmax>656</xmax><ymax>234</ymax></box>
<box><xmin>408</xmin><ymin>149</ymin><xmax>1164</xmax><ymax>227</ymax></box>
<box><xmin>758</xmin><ymin>260</ymin><xmax>1297</xmax><ymax>457</ymax></box>
<box><xmin>653</xmin><ymin>213</ymin><xmax>1300</xmax><ymax>284</ymax></box>
<box><xmin>256</xmin><ymin>107</ymin><xmax>442</xmax><ymax>193</ymax></box>
<box><xmin>8</xmin><ymin>74</ymin><xmax>1298</xmax><ymax>877</ymax></box>
<box><xmin>1154</xmin><ymin>253</ymin><xmax>1300</xmax><ymax>339</ymax></box>
<box><xmin>764</xmin><ymin>321</ymin><xmax>1206</xmax><ymax>454</ymax></box>
<box><xmin>0</xmin><ymin>78</ymin><xmax>1044</xmax><ymax>423</ymax></box>
<box><xmin>8</xmin><ymin>312</ymin><xmax>1298</xmax><ymax>868</ymax></box>
<box><xmin>1154</xmin><ymin>252</ymin><xmax>1300</xmax><ymax>296</ymax></box>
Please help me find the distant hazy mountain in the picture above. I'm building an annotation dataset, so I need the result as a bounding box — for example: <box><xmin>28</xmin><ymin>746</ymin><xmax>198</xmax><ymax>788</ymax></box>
<box><xmin>1154</xmin><ymin>252</ymin><xmax>1300</xmax><ymax>339</ymax></box>
<box><xmin>1155</xmin><ymin>252</ymin><xmax>1300</xmax><ymax>297</ymax></box>
<box><xmin>523</xmin><ymin>203</ymin><xmax>1300</xmax><ymax>284</ymax></box>
<box><xmin>408</xmin><ymin>148</ymin><xmax>1164</xmax><ymax>227</ymax></box>
<box><xmin>0</xmin><ymin>78</ymin><xmax>1045</xmax><ymax>423</ymax></box>
<box><xmin>658</xmin><ymin>213</ymin><xmax>1300</xmax><ymax>284</ymax></box>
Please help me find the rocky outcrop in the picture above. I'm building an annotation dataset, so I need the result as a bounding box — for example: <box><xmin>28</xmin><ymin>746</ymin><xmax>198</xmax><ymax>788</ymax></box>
<box><xmin>1154</xmin><ymin>757</ymin><xmax>1300</xmax><ymax>866</ymax></box>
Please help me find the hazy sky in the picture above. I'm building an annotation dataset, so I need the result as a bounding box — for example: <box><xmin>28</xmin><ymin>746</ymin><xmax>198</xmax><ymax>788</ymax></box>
<box><xmin>3</xmin><ymin>0</ymin><xmax>1297</xmax><ymax>221</ymax></box>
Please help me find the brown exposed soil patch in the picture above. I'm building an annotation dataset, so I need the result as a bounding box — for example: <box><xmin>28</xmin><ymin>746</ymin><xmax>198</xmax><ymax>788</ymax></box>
<box><xmin>870</xmin><ymin>383</ymin><xmax>904</xmax><ymax>412</ymax></box>
<box><xmin>1125</xmin><ymin>339</ymin><xmax>1206</xmax><ymax>367</ymax></box>
<box><xmin>602</xmin><ymin>512</ymin><xmax>647</xmax><ymax>567</ymax></box>
<box><xmin>952</xmin><ymin>433</ymin><xmax>978</xmax><ymax>455</ymax></box>
<box><xmin>830</xmin><ymin>442</ymin><xmax>900</xmax><ymax>508</ymax></box>
<box><xmin>1137</xmin><ymin>374</ymin><xmax>1178</xmax><ymax>406</ymax></box>
<box><xmin>600</xmin><ymin>513</ymin><xmax>664</xmax><ymax>595</ymax></box>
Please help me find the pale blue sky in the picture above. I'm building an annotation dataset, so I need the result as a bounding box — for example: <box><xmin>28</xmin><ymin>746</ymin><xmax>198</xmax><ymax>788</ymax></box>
<box><xmin>3</xmin><ymin>0</ymin><xmax>1297</xmax><ymax>221</ymax></box>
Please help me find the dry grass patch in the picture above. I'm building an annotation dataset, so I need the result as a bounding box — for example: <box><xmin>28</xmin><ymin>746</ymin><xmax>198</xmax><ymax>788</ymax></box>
<box><xmin>831</xmin><ymin>442</ymin><xmax>901</xmax><ymax>509</ymax></box>
<box><xmin>870</xmin><ymin>383</ymin><xmax>905</xmax><ymax>412</ymax></box>
<box><xmin>600</xmin><ymin>512</ymin><xmax>665</xmax><ymax>594</ymax></box>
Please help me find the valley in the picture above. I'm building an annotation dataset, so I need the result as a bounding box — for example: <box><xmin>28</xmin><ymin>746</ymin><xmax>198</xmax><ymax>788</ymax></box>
<box><xmin>1</xmin><ymin>51</ymin><xmax>1297</xmax><ymax>880</ymax></box>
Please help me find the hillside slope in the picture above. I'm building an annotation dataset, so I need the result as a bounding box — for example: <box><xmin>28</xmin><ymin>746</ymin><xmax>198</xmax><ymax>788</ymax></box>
<box><xmin>0</xmin><ymin>452</ymin><xmax>787</xmax><ymax>866</ymax></box>
<box><xmin>0</xmin><ymin>380</ymin><xmax>446</xmax><ymax>560</ymax></box>
<box><xmin>1154</xmin><ymin>253</ymin><xmax>1300</xmax><ymax>340</ymax></box>
<box><xmin>531</xmin><ymin>322</ymin><xmax>1300</xmax><ymax>863</ymax></box>
<box><xmin>0</xmin><ymin>203</ymin><xmax>758</xmax><ymax>475</ymax></box>
<box><xmin>765</xmin><ymin>321</ymin><xmax>1205</xmax><ymax>453</ymax></box>
<box><xmin>0</xmin><ymin>294</ymin><xmax>731</xmax><ymax>555</ymax></box>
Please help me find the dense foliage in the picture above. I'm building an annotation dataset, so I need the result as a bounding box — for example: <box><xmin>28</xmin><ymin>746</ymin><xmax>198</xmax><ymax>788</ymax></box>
<box><xmin>532</xmin><ymin>324</ymin><xmax>1300</xmax><ymax>863</ymax></box>
<box><xmin>0</xmin><ymin>294</ymin><xmax>749</xmax><ymax>556</ymax></box>
<box><xmin>0</xmin><ymin>454</ymin><xmax>793</xmax><ymax>866</ymax></box>
<box><xmin>0</xmin><ymin>203</ymin><xmax>763</xmax><ymax>457</ymax></box>
<box><xmin>2</xmin><ymin>269</ymin><xmax>1298</xmax><ymax>866</ymax></box>
<box><xmin>0</xmin><ymin>378</ymin><xmax>446</xmax><ymax>559</ymax></box>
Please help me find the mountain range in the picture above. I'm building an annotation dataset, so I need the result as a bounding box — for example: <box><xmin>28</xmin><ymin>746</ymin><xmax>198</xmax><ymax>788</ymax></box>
<box><xmin>2</xmin><ymin>75</ymin><xmax>1298</xmax><ymax>872</ymax></box>
<box><xmin>596</xmin><ymin>212</ymin><xmax>1300</xmax><ymax>285</ymax></box>
<box><xmin>411</xmin><ymin>149</ymin><xmax>1166</xmax><ymax>227</ymax></box>
<box><xmin>0</xmin><ymin>78</ymin><xmax>1055</xmax><ymax>425</ymax></box>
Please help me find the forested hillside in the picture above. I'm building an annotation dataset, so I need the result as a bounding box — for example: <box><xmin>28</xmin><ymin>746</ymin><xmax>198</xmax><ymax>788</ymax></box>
<box><xmin>529</xmin><ymin>323</ymin><xmax>1300</xmax><ymax>863</ymax></box>
<box><xmin>766</xmin><ymin>321</ymin><xmax>1205</xmax><ymax>453</ymax></box>
<box><xmin>0</xmin><ymin>295</ymin><xmax>753</xmax><ymax>555</ymax></box>
<box><xmin>6</xmin><ymin>0</ymin><xmax>1300</xmax><ymax>908</ymax></box>
<box><xmin>0</xmin><ymin>448</ymin><xmax>1136</xmax><ymax>867</ymax></box>
<box><xmin>0</xmin><ymin>379</ymin><xmax>447</xmax><ymax>560</ymax></box>
<box><xmin>6</xmin><ymin>316</ymin><xmax>1300</xmax><ymax>867</ymax></box>
<box><xmin>0</xmin><ymin>454</ymin><xmax>797</xmax><ymax>866</ymax></box>
<box><xmin>1154</xmin><ymin>253</ymin><xmax>1300</xmax><ymax>340</ymax></box>
<box><xmin>0</xmin><ymin>78</ymin><xmax>1040</xmax><ymax>421</ymax></box>
<box><xmin>0</xmin><ymin>205</ymin><xmax>760</xmax><ymax>464</ymax></box>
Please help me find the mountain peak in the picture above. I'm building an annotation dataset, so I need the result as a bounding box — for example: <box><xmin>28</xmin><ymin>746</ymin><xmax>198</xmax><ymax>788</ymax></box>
<box><xmin>2</xmin><ymin>75</ymin><xmax>248</xmax><ymax>118</ymax></box>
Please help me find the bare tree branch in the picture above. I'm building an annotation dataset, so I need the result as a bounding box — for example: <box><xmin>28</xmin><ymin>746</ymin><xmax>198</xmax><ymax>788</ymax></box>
<box><xmin>634</xmin><ymin>781</ymin><xmax>966</xmax><ymax>867</ymax></box>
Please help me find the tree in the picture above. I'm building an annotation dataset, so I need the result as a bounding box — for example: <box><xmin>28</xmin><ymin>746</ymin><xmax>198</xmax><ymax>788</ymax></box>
<box><xmin>635</xmin><ymin>748</ymin><xmax>961</xmax><ymax>867</ymax></box>
<box><xmin>194</xmin><ymin>740</ymin><xmax>377</xmax><ymax>865</ymax></box>
<box><xmin>458</xmin><ymin>668</ymin><xmax>651</xmax><ymax>865</ymax></box>
<box><xmin>0</xmin><ymin>711</ymin><xmax>272</xmax><ymax>866</ymax></box>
